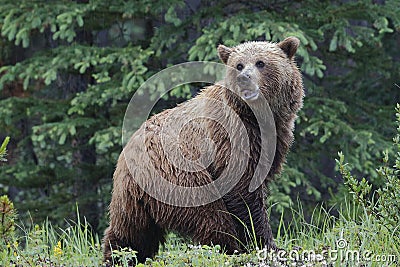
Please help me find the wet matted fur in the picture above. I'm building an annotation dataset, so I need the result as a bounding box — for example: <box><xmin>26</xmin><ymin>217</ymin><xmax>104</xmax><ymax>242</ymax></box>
<box><xmin>103</xmin><ymin>37</ymin><xmax>304</xmax><ymax>264</ymax></box>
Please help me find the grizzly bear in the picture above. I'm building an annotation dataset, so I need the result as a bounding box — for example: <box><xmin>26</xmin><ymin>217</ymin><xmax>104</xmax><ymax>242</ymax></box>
<box><xmin>103</xmin><ymin>36</ymin><xmax>304</xmax><ymax>264</ymax></box>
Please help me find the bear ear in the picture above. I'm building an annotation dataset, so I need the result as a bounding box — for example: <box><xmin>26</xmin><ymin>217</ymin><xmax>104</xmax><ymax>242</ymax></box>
<box><xmin>277</xmin><ymin>37</ymin><xmax>300</xmax><ymax>59</ymax></box>
<box><xmin>217</xmin><ymin>44</ymin><xmax>232</xmax><ymax>64</ymax></box>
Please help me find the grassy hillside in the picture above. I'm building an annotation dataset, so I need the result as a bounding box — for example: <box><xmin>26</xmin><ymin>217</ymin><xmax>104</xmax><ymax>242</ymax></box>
<box><xmin>1</xmin><ymin>201</ymin><xmax>398</xmax><ymax>267</ymax></box>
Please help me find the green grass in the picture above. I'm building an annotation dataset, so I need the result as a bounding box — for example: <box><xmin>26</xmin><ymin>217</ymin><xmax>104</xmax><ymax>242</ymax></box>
<box><xmin>1</xmin><ymin>214</ymin><xmax>102</xmax><ymax>266</ymax></box>
<box><xmin>274</xmin><ymin>201</ymin><xmax>399</xmax><ymax>267</ymax></box>
<box><xmin>1</xmin><ymin>200</ymin><xmax>398</xmax><ymax>267</ymax></box>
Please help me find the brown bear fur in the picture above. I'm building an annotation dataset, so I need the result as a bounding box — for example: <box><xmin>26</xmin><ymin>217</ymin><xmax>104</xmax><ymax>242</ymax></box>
<box><xmin>103</xmin><ymin>37</ymin><xmax>304</xmax><ymax>264</ymax></box>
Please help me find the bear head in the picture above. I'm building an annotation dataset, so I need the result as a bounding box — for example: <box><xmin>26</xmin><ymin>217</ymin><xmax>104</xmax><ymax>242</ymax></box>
<box><xmin>217</xmin><ymin>37</ymin><xmax>301</xmax><ymax>110</ymax></box>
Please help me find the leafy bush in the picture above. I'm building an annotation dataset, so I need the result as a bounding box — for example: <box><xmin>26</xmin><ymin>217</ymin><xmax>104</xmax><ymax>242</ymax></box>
<box><xmin>337</xmin><ymin>103</ymin><xmax>400</xmax><ymax>242</ymax></box>
<box><xmin>0</xmin><ymin>137</ymin><xmax>9</xmax><ymax>162</ymax></box>
<box><xmin>0</xmin><ymin>137</ymin><xmax>16</xmax><ymax>259</ymax></box>
<box><xmin>0</xmin><ymin>195</ymin><xmax>17</xmax><ymax>257</ymax></box>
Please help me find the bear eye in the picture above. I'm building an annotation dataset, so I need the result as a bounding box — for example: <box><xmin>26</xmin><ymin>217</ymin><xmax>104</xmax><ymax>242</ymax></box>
<box><xmin>255</xmin><ymin>61</ymin><xmax>265</xmax><ymax>68</ymax></box>
<box><xmin>236</xmin><ymin>63</ymin><xmax>244</xmax><ymax>71</ymax></box>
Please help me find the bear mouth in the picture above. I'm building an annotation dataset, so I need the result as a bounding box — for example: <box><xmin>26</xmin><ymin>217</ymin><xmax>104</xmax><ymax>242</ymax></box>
<box><xmin>240</xmin><ymin>89</ymin><xmax>260</xmax><ymax>101</ymax></box>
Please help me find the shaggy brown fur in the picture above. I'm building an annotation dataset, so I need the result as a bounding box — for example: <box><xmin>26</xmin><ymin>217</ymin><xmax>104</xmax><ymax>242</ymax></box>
<box><xmin>103</xmin><ymin>37</ymin><xmax>304</xmax><ymax>265</ymax></box>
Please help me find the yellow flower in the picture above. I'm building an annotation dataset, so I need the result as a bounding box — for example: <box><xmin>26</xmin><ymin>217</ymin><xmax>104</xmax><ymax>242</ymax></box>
<box><xmin>53</xmin><ymin>241</ymin><xmax>63</xmax><ymax>257</ymax></box>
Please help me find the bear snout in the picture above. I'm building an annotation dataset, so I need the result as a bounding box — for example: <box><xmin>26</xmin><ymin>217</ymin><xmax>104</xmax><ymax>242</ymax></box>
<box><xmin>236</xmin><ymin>73</ymin><xmax>260</xmax><ymax>101</ymax></box>
<box><xmin>237</xmin><ymin>73</ymin><xmax>252</xmax><ymax>85</ymax></box>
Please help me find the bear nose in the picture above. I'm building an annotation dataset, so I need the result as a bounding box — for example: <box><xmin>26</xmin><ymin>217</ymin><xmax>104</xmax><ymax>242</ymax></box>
<box><xmin>237</xmin><ymin>73</ymin><xmax>251</xmax><ymax>84</ymax></box>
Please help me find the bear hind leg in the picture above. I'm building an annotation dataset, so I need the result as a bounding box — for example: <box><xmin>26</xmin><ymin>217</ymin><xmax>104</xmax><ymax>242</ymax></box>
<box><xmin>103</xmin><ymin>200</ymin><xmax>165</xmax><ymax>265</ymax></box>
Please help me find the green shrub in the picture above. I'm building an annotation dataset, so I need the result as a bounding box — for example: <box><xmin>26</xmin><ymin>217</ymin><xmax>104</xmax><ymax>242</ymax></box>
<box><xmin>0</xmin><ymin>137</ymin><xmax>10</xmax><ymax>162</ymax></box>
<box><xmin>337</xmin><ymin>103</ymin><xmax>400</xmax><ymax>242</ymax></box>
<box><xmin>0</xmin><ymin>196</ymin><xmax>16</xmax><ymax>238</ymax></box>
<box><xmin>0</xmin><ymin>138</ymin><xmax>17</xmax><ymax>260</ymax></box>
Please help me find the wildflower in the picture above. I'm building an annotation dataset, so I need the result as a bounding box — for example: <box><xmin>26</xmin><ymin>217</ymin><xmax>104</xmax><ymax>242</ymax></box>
<box><xmin>53</xmin><ymin>241</ymin><xmax>63</xmax><ymax>257</ymax></box>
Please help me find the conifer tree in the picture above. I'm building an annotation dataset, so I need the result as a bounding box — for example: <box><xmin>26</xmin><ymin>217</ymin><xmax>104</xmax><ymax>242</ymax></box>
<box><xmin>0</xmin><ymin>0</ymin><xmax>398</xmax><ymax>229</ymax></box>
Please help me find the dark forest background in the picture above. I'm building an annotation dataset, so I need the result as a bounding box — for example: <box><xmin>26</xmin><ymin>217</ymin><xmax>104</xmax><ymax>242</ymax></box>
<box><xmin>0</xmin><ymin>0</ymin><xmax>399</xmax><ymax>234</ymax></box>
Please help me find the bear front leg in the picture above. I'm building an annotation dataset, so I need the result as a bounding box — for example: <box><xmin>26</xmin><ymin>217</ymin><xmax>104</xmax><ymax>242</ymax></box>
<box><xmin>190</xmin><ymin>205</ymin><xmax>242</xmax><ymax>254</ymax></box>
<box><xmin>223</xmin><ymin>185</ymin><xmax>276</xmax><ymax>251</ymax></box>
<box><xmin>144</xmin><ymin>195</ymin><xmax>241</xmax><ymax>254</ymax></box>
